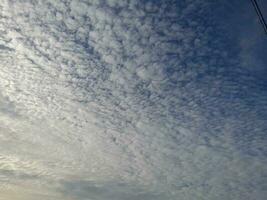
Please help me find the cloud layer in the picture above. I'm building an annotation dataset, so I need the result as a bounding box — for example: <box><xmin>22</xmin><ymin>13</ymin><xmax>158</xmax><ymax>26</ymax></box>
<box><xmin>0</xmin><ymin>0</ymin><xmax>267</xmax><ymax>199</ymax></box>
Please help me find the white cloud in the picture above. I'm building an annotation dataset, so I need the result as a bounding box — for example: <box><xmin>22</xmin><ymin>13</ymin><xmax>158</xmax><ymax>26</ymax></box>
<box><xmin>0</xmin><ymin>0</ymin><xmax>266</xmax><ymax>199</ymax></box>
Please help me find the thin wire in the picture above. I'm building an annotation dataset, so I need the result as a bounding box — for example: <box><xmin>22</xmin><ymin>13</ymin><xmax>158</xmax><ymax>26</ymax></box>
<box><xmin>250</xmin><ymin>0</ymin><xmax>267</xmax><ymax>34</ymax></box>
<box><xmin>251</xmin><ymin>0</ymin><xmax>267</xmax><ymax>33</ymax></box>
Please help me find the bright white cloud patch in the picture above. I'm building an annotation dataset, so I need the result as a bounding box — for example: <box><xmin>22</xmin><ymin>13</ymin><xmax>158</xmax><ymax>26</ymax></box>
<box><xmin>0</xmin><ymin>0</ymin><xmax>267</xmax><ymax>199</ymax></box>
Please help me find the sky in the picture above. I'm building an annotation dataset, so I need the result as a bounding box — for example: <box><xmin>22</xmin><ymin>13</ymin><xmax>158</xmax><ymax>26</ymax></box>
<box><xmin>0</xmin><ymin>0</ymin><xmax>267</xmax><ymax>200</ymax></box>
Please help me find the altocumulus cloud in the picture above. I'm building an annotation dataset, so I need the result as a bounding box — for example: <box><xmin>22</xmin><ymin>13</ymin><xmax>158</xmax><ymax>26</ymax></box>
<box><xmin>0</xmin><ymin>0</ymin><xmax>267</xmax><ymax>199</ymax></box>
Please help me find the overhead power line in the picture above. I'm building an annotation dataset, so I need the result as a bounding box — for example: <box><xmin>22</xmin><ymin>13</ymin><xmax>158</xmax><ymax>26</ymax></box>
<box><xmin>250</xmin><ymin>0</ymin><xmax>267</xmax><ymax>34</ymax></box>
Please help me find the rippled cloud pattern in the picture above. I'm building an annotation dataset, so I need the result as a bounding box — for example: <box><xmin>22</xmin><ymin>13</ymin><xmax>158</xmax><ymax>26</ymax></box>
<box><xmin>0</xmin><ymin>0</ymin><xmax>267</xmax><ymax>199</ymax></box>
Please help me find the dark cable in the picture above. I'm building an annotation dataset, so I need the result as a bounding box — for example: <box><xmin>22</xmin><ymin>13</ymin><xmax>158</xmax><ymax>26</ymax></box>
<box><xmin>250</xmin><ymin>0</ymin><xmax>267</xmax><ymax>34</ymax></box>
<box><xmin>252</xmin><ymin>0</ymin><xmax>267</xmax><ymax>32</ymax></box>
<box><xmin>251</xmin><ymin>0</ymin><xmax>267</xmax><ymax>33</ymax></box>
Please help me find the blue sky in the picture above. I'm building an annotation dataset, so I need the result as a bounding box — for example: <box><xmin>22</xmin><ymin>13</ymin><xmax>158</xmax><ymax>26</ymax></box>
<box><xmin>0</xmin><ymin>0</ymin><xmax>266</xmax><ymax>200</ymax></box>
